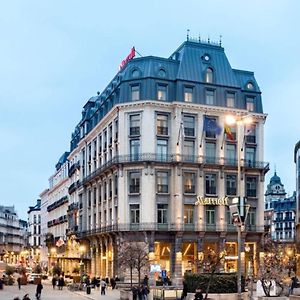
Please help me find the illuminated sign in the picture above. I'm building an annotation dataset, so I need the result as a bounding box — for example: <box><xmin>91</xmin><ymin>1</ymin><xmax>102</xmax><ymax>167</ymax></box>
<box><xmin>119</xmin><ymin>47</ymin><xmax>135</xmax><ymax>70</ymax></box>
<box><xmin>195</xmin><ymin>196</ymin><xmax>229</xmax><ymax>206</ymax></box>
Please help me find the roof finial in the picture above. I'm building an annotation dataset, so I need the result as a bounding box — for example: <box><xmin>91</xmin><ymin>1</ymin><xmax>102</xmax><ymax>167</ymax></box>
<box><xmin>208</xmin><ymin>35</ymin><xmax>210</xmax><ymax>44</ymax></box>
<box><xmin>219</xmin><ymin>35</ymin><xmax>222</xmax><ymax>46</ymax></box>
<box><xmin>187</xmin><ymin>29</ymin><xmax>190</xmax><ymax>41</ymax></box>
<box><xmin>274</xmin><ymin>164</ymin><xmax>277</xmax><ymax>175</ymax></box>
<box><xmin>198</xmin><ymin>34</ymin><xmax>201</xmax><ymax>42</ymax></box>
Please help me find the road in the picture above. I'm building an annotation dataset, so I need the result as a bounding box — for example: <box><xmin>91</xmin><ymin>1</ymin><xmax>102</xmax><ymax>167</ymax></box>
<box><xmin>0</xmin><ymin>282</ymin><xmax>120</xmax><ymax>300</ymax></box>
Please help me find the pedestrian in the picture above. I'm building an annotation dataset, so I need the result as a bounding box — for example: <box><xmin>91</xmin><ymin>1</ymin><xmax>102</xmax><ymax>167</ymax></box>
<box><xmin>143</xmin><ymin>275</ymin><xmax>149</xmax><ymax>287</ymax></box>
<box><xmin>180</xmin><ymin>281</ymin><xmax>188</xmax><ymax>300</ymax></box>
<box><xmin>52</xmin><ymin>276</ymin><xmax>56</xmax><ymax>289</ymax></box>
<box><xmin>194</xmin><ymin>288</ymin><xmax>203</xmax><ymax>300</ymax></box>
<box><xmin>290</xmin><ymin>275</ymin><xmax>298</xmax><ymax>295</ymax></box>
<box><xmin>138</xmin><ymin>286</ymin><xmax>143</xmax><ymax>300</ymax></box>
<box><xmin>17</xmin><ymin>277</ymin><xmax>21</xmax><ymax>290</ymax></box>
<box><xmin>142</xmin><ymin>285</ymin><xmax>149</xmax><ymax>300</ymax></box>
<box><xmin>100</xmin><ymin>278</ymin><xmax>107</xmax><ymax>295</ymax></box>
<box><xmin>132</xmin><ymin>286</ymin><xmax>138</xmax><ymax>300</ymax></box>
<box><xmin>110</xmin><ymin>277</ymin><xmax>116</xmax><ymax>289</ymax></box>
<box><xmin>58</xmin><ymin>275</ymin><xmax>64</xmax><ymax>290</ymax></box>
<box><xmin>35</xmin><ymin>282</ymin><xmax>43</xmax><ymax>299</ymax></box>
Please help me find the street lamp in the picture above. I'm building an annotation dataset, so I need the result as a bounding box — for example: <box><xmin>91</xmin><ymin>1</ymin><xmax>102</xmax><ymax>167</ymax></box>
<box><xmin>226</xmin><ymin>114</ymin><xmax>253</xmax><ymax>300</ymax></box>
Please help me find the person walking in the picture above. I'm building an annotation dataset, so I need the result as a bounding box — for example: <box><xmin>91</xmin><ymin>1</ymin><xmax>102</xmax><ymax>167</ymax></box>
<box><xmin>35</xmin><ymin>282</ymin><xmax>43</xmax><ymax>299</ymax></box>
<box><xmin>180</xmin><ymin>281</ymin><xmax>188</xmax><ymax>300</ymax></box>
<box><xmin>100</xmin><ymin>278</ymin><xmax>107</xmax><ymax>295</ymax></box>
<box><xmin>17</xmin><ymin>276</ymin><xmax>21</xmax><ymax>290</ymax></box>
<box><xmin>52</xmin><ymin>276</ymin><xmax>56</xmax><ymax>289</ymax></box>
<box><xmin>58</xmin><ymin>275</ymin><xmax>64</xmax><ymax>290</ymax></box>
<box><xmin>194</xmin><ymin>288</ymin><xmax>203</xmax><ymax>300</ymax></box>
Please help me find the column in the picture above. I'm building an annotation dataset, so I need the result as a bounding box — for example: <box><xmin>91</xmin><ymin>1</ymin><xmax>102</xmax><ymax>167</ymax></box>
<box><xmin>173</xmin><ymin>233</ymin><xmax>183</xmax><ymax>286</ymax></box>
<box><xmin>196</xmin><ymin>235</ymin><xmax>204</xmax><ymax>273</ymax></box>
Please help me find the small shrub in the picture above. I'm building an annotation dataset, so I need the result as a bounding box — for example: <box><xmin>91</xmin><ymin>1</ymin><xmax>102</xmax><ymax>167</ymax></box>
<box><xmin>184</xmin><ymin>273</ymin><xmax>245</xmax><ymax>294</ymax></box>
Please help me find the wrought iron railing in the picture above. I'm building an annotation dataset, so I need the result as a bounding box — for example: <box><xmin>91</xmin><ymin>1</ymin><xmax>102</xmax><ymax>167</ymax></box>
<box><xmin>77</xmin><ymin>222</ymin><xmax>265</xmax><ymax>238</ymax></box>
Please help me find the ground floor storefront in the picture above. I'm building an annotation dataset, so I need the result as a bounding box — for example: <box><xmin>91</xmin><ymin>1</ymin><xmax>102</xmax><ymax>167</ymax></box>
<box><xmin>78</xmin><ymin>230</ymin><xmax>263</xmax><ymax>284</ymax></box>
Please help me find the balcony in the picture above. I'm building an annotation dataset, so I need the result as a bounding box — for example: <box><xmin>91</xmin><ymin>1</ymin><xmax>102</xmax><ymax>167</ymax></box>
<box><xmin>68</xmin><ymin>162</ymin><xmax>80</xmax><ymax>177</ymax></box>
<box><xmin>47</xmin><ymin>196</ymin><xmax>68</xmax><ymax>212</ymax></box>
<box><xmin>81</xmin><ymin>153</ymin><xmax>269</xmax><ymax>185</ymax></box>
<box><xmin>77</xmin><ymin>222</ymin><xmax>265</xmax><ymax>238</ymax></box>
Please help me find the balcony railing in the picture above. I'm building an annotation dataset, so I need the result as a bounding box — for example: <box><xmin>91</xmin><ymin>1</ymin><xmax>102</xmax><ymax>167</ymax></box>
<box><xmin>81</xmin><ymin>153</ymin><xmax>269</xmax><ymax>185</ymax></box>
<box><xmin>77</xmin><ymin>222</ymin><xmax>265</xmax><ymax>238</ymax></box>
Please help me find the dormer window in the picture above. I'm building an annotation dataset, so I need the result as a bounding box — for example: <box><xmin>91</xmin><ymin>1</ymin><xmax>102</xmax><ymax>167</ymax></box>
<box><xmin>246</xmin><ymin>82</ymin><xmax>254</xmax><ymax>90</ymax></box>
<box><xmin>158</xmin><ymin>68</ymin><xmax>166</xmax><ymax>78</ymax></box>
<box><xmin>157</xmin><ymin>84</ymin><xmax>167</xmax><ymax>101</ymax></box>
<box><xmin>131</xmin><ymin>68</ymin><xmax>141</xmax><ymax>78</ymax></box>
<box><xmin>205</xmin><ymin>68</ymin><xmax>213</xmax><ymax>83</ymax></box>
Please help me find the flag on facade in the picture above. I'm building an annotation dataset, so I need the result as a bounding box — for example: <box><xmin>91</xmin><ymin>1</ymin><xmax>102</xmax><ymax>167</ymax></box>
<box><xmin>203</xmin><ymin>116</ymin><xmax>222</xmax><ymax>135</ymax></box>
<box><xmin>224</xmin><ymin>124</ymin><xmax>235</xmax><ymax>141</ymax></box>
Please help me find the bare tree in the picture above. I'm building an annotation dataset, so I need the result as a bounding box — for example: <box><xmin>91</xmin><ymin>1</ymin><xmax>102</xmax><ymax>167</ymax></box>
<box><xmin>118</xmin><ymin>242</ymin><xmax>149</xmax><ymax>287</ymax></box>
<box><xmin>258</xmin><ymin>237</ymin><xmax>290</xmax><ymax>297</ymax></box>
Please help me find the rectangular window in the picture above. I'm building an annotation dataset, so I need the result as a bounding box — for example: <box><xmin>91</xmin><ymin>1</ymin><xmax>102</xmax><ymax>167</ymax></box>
<box><xmin>206</xmin><ymin>206</ymin><xmax>215</xmax><ymax>225</ymax></box>
<box><xmin>183</xmin><ymin>172</ymin><xmax>195</xmax><ymax>194</ymax></box>
<box><xmin>205</xmin><ymin>173</ymin><xmax>217</xmax><ymax>195</ymax></box>
<box><xmin>245</xmin><ymin>147</ymin><xmax>256</xmax><ymax>167</ymax></box>
<box><xmin>184</xmin><ymin>87</ymin><xmax>193</xmax><ymax>102</ymax></box>
<box><xmin>247</xmin><ymin>208</ymin><xmax>256</xmax><ymax>226</ymax></box>
<box><xmin>131</xmin><ymin>85</ymin><xmax>140</xmax><ymax>101</ymax></box>
<box><xmin>156</xmin><ymin>139</ymin><xmax>168</xmax><ymax>161</ymax></box>
<box><xmin>226</xmin><ymin>92</ymin><xmax>235</xmax><ymax>107</ymax></box>
<box><xmin>129</xmin><ymin>114</ymin><xmax>140</xmax><ymax>136</ymax></box>
<box><xmin>246</xmin><ymin>96</ymin><xmax>255</xmax><ymax>111</ymax></box>
<box><xmin>157</xmin><ymin>204</ymin><xmax>168</xmax><ymax>223</ymax></box>
<box><xmin>245</xmin><ymin>124</ymin><xmax>256</xmax><ymax>143</ymax></box>
<box><xmin>157</xmin><ymin>171</ymin><xmax>169</xmax><ymax>193</ymax></box>
<box><xmin>205</xmin><ymin>117</ymin><xmax>219</xmax><ymax>138</ymax></box>
<box><xmin>246</xmin><ymin>176</ymin><xmax>257</xmax><ymax>197</ymax></box>
<box><xmin>130</xmin><ymin>204</ymin><xmax>140</xmax><ymax>224</ymax></box>
<box><xmin>183</xmin><ymin>115</ymin><xmax>195</xmax><ymax>137</ymax></box>
<box><xmin>205</xmin><ymin>90</ymin><xmax>215</xmax><ymax>105</ymax></box>
<box><xmin>156</xmin><ymin>114</ymin><xmax>168</xmax><ymax>135</ymax></box>
<box><xmin>225</xmin><ymin>144</ymin><xmax>236</xmax><ymax>165</ymax></box>
<box><xmin>183</xmin><ymin>140</ymin><xmax>195</xmax><ymax>159</ymax></box>
<box><xmin>129</xmin><ymin>171</ymin><xmax>140</xmax><ymax>194</ymax></box>
<box><xmin>157</xmin><ymin>84</ymin><xmax>167</xmax><ymax>101</ymax></box>
<box><xmin>114</xmin><ymin>174</ymin><xmax>118</xmax><ymax>196</ymax></box>
<box><xmin>130</xmin><ymin>139</ymin><xmax>140</xmax><ymax>160</ymax></box>
<box><xmin>226</xmin><ymin>174</ymin><xmax>237</xmax><ymax>196</ymax></box>
<box><xmin>205</xmin><ymin>142</ymin><xmax>216</xmax><ymax>163</ymax></box>
<box><xmin>184</xmin><ymin>205</ymin><xmax>194</xmax><ymax>224</ymax></box>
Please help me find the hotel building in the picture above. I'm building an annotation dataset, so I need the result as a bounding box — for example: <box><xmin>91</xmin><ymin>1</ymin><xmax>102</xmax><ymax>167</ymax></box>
<box><xmin>66</xmin><ymin>38</ymin><xmax>269</xmax><ymax>281</ymax></box>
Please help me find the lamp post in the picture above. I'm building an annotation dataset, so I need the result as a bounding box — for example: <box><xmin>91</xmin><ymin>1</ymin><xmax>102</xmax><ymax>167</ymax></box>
<box><xmin>226</xmin><ymin>114</ymin><xmax>252</xmax><ymax>300</ymax></box>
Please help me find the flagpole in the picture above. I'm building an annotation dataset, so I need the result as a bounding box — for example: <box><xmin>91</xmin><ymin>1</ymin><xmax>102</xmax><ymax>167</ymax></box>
<box><xmin>221</xmin><ymin>130</ymin><xmax>226</xmax><ymax>150</ymax></box>
<box><xmin>199</xmin><ymin>114</ymin><xmax>206</xmax><ymax>148</ymax></box>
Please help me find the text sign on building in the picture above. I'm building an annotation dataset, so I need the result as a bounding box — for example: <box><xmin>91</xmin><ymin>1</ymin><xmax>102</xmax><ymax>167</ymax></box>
<box><xmin>195</xmin><ymin>196</ymin><xmax>229</xmax><ymax>206</ymax></box>
<box><xmin>119</xmin><ymin>47</ymin><xmax>135</xmax><ymax>70</ymax></box>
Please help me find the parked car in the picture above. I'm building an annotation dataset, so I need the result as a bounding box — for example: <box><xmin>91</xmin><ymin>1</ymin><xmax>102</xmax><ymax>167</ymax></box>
<box><xmin>27</xmin><ymin>273</ymin><xmax>41</xmax><ymax>284</ymax></box>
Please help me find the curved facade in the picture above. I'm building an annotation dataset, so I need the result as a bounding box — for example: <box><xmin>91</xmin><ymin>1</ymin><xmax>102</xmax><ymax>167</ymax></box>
<box><xmin>66</xmin><ymin>39</ymin><xmax>269</xmax><ymax>282</ymax></box>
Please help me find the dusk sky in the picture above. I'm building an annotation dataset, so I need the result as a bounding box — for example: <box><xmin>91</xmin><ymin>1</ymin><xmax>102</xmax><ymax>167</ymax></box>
<box><xmin>0</xmin><ymin>1</ymin><xmax>299</xmax><ymax>220</ymax></box>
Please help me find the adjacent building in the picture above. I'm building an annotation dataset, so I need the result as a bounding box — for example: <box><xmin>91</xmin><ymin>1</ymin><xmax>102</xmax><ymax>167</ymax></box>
<box><xmin>264</xmin><ymin>171</ymin><xmax>296</xmax><ymax>242</ymax></box>
<box><xmin>27</xmin><ymin>199</ymin><xmax>42</xmax><ymax>266</ymax></box>
<box><xmin>0</xmin><ymin>205</ymin><xmax>27</xmax><ymax>264</ymax></box>
<box><xmin>65</xmin><ymin>38</ymin><xmax>269</xmax><ymax>282</ymax></box>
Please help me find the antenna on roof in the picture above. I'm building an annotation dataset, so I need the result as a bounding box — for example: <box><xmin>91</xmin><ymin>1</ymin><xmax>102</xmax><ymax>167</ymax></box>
<box><xmin>219</xmin><ymin>35</ymin><xmax>222</xmax><ymax>46</ymax></box>
<box><xmin>198</xmin><ymin>34</ymin><xmax>201</xmax><ymax>42</ymax></box>
<box><xmin>208</xmin><ymin>36</ymin><xmax>210</xmax><ymax>44</ymax></box>
<box><xmin>187</xmin><ymin>29</ymin><xmax>190</xmax><ymax>41</ymax></box>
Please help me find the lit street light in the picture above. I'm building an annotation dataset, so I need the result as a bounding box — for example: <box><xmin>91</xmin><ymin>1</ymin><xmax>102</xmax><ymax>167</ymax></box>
<box><xmin>226</xmin><ymin>114</ymin><xmax>253</xmax><ymax>300</ymax></box>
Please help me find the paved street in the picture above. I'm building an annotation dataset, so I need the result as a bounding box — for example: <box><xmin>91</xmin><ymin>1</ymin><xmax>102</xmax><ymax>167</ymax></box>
<box><xmin>0</xmin><ymin>282</ymin><xmax>120</xmax><ymax>300</ymax></box>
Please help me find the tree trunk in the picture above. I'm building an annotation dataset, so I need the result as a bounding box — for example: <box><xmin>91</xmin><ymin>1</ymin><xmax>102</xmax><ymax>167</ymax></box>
<box><xmin>205</xmin><ymin>267</ymin><xmax>216</xmax><ymax>299</ymax></box>
<box><xmin>130</xmin><ymin>267</ymin><xmax>133</xmax><ymax>288</ymax></box>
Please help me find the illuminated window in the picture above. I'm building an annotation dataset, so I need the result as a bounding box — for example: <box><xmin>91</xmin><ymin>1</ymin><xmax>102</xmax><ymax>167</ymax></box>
<box><xmin>157</xmin><ymin>84</ymin><xmax>167</xmax><ymax>101</ymax></box>
<box><xmin>184</xmin><ymin>205</ymin><xmax>194</xmax><ymax>224</ymax></box>
<box><xmin>156</xmin><ymin>114</ymin><xmax>168</xmax><ymax>135</ymax></box>
<box><xmin>183</xmin><ymin>172</ymin><xmax>195</xmax><ymax>194</ymax></box>
<box><xmin>157</xmin><ymin>171</ymin><xmax>169</xmax><ymax>193</ymax></box>
<box><xmin>246</xmin><ymin>96</ymin><xmax>255</xmax><ymax>111</ymax></box>
<box><xmin>184</xmin><ymin>87</ymin><xmax>193</xmax><ymax>102</ymax></box>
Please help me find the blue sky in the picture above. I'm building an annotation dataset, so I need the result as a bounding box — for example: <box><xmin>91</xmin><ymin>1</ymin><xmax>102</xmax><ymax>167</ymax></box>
<box><xmin>0</xmin><ymin>0</ymin><xmax>299</xmax><ymax>219</ymax></box>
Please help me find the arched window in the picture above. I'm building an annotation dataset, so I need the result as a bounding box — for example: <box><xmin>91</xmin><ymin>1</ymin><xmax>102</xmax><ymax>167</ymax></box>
<box><xmin>131</xmin><ymin>69</ymin><xmax>140</xmax><ymax>78</ymax></box>
<box><xmin>205</xmin><ymin>68</ymin><xmax>213</xmax><ymax>83</ymax></box>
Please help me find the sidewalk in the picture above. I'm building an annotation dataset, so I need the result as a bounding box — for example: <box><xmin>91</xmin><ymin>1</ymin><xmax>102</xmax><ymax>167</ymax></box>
<box><xmin>72</xmin><ymin>287</ymin><xmax>120</xmax><ymax>300</ymax></box>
